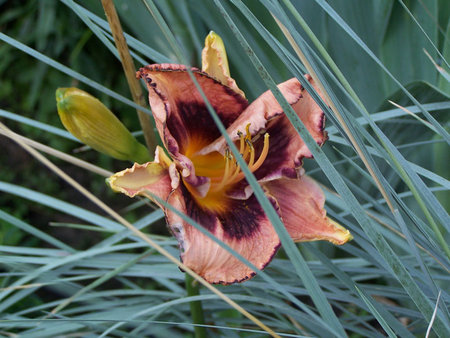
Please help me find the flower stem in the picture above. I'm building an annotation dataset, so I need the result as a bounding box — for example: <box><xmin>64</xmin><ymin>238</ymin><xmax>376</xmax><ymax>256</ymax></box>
<box><xmin>185</xmin><ymin>274</ymin><xmax>206</xmax><ymax>338</ymax></box>
<box><xmin>101</xmin><ymin>0</ymin><xmax>158</xmax><ymax>158</ymax></box>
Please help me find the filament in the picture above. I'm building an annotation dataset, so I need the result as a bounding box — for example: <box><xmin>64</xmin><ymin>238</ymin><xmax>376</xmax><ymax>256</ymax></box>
<box><xmin>210</xmin><ymin>124</ymin><xmax>269</xmax><ymax>192</ymax></box>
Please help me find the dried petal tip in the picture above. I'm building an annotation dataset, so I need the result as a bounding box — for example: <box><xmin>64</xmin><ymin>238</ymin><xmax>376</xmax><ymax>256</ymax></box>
<box><xmin>201</xmin><ymin>31</ymin><xmax>245</xmax><ymax>97</ymax></box>
<box><xmin>56</xmin><ymin>88</ymin><xmax>151</xmax><ymax>163</ymax></box>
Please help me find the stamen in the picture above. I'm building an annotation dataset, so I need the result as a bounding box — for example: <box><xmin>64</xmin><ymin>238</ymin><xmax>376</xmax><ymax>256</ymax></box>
<box><xmin>245</xmin><ymin>124</ymin><xmax>251</xmax><ymax>140</ymax></box>
<box><xmin>247</xmin><ymin>143</ymin><xmax>255</xmax><ymax>168</ymax></box>
<box><xmin>229</xmin><ymin>133</ymin><xmax>269</xmax><ymax>185</ymax></box>
<box><xmin>227</xmin><ymin>157</ymin><xmax>242</xmax><ymax>183</ymax></box>
<box><xmin>250</xmin><ymin>133</ymin><xmax>269</xmax><ymax>172</ymax></box>
<box><xmin>238</xmin><ymin>130</ymin><xmax>245</xmax><ymax>155</ymax></box>
<box><xmin>222</xmin><ymin>151</ymin><xmax>231</xmax><ymax>178</ymax></box>
<box><xmin>209</xmin><ymin>124</ymin><xmax>270</xmax><ymax>192</ymax></box>
<box><xmin>212</xmin><ymin>146</ymin><xmax>237</xmax><ymax>191</ymax></box>
<box><xmin>241</xmin><ymin>138</ymin><xmax>252</xmax><ymax>160</ymax></box>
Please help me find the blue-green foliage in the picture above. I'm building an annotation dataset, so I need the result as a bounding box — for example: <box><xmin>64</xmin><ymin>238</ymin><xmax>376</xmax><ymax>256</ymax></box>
<box><xmin>0</xmin><ymin>0</ymin><xmax>448</xmax><ymax>337</ymax></box>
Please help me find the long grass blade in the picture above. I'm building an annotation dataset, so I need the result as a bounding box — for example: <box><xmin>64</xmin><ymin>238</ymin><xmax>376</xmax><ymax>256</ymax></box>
<box><xmin>227</xmin><ymin>0</ymin><xmax>449</xmax><ymax>335</ymax></box>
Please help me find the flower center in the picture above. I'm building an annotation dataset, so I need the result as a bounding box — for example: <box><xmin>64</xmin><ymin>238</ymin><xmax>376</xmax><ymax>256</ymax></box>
<box><xmin>185</xmin><ymin>124</ymin><xmax>269</xmax><ymax>213</ymax></box>
<box><xmin>209</xmin><ymin>124</ymin><xmax>270</xmax><ymax>192</ymax></box>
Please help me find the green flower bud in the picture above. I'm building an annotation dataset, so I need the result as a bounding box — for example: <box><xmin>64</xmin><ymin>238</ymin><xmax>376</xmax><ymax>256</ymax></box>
<box><xmin>56</xmin><ymin>88</ymin><xmax>151</xmax><ymax>163</ymax></box>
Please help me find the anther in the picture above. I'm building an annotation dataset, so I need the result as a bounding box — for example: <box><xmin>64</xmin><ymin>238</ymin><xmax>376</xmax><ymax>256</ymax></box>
<box><xmin>245</xmin><ymin>124</ymin><xmax>251</xmax><ymax>138</ymax></box>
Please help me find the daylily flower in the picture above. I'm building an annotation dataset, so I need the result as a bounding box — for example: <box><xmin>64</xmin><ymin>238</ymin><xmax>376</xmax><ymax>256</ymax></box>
<box><xmin>56</xmin><ymin>87</ymin><xmax>151</xmax><ymax>163</ymax></box>
<box><xmin>108</xmin><ymin>32</ymin><xmax>351</xmax><ymax>284</ymax></box>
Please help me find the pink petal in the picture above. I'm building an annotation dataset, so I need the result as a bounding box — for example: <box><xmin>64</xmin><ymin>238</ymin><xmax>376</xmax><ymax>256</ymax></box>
<box><xmin>199</xmin><ymin>78</ymin><xmax>302</xmax><ymax>155</ymax></box>
<box><xmin>137</xmin><ymin>64</ymin><xmax>248</xmax><ymax>158</ymax></box>
<box><xmin>291</xmin><ymin>75</ymin><xmax>328</xmax><ymax>160</ymax></box>
<box><xmin>200</xmin><ymin>75</ymin><xmax>327</xmax><ymax>182</ymax></box>
<box><xmin>264</xmin><ymin>176</ymin><xmax>352</xmax><ymax>245</ymax></box>
<box><xmin>255</xmin><ymin>76</ymin><xmax>327</xmax><ymax>181</ymax></box>
<box><xmin>107</xmin><ymin>146</ymin><xmax>174</xmax><ymax>208</ymax></box>
<box><xmin>166</xmin><ymin>186</ymin><xmax>280</xmax><ymax>284</ymax></box>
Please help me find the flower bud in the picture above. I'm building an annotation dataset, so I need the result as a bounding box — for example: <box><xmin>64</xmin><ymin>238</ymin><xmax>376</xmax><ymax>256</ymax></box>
<box><xmin>56</xmin><ymin>87</ymin><xmax>150</xmax><ymax>163</ymax></box>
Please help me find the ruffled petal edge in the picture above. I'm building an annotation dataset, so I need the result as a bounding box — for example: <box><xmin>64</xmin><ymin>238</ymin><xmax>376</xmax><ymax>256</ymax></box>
<box><xmin>166</xmin><ymin>185</ymin><xmax>281</xmax><ymax>284</ymax></box>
